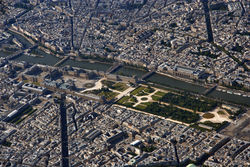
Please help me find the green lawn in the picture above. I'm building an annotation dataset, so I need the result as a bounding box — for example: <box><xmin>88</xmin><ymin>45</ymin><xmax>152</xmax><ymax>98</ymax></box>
<box><xmin>101</xmin><ymin>80</ymin><xmax>116</xmax><ymax>88</ymax></box>
<box><xmin>130</xmin><ymin>96</ymin><xmax>138</xmax><ymax>103</ymax></box>
<box><xmin>144</xmin><ymin>86</ymin><xmax>155</xmax><ymax>94</ymax></box>
<box><xmin>123</xmin><ymin>102</ymin><xmax>136</xmax><ymax>107</ymax></box>
<box><xmin>101</xmin><ymin>80</ymin><xmax>128</xmax><ymax>92</ymax></box>
<box><xmin>9</xmin><ymin>107</ymin><xmax>37</xmax><ymax>125</ymax></box>
<box><xmin>151</xmin><ymin>91</ymin><xmax>166</xmax><ymax>101</ymax></box>
<box><xmin>117</xmin><ymin>96</ymin><xmax>130</xmax><ymax>104</ymax></box>
<box><xmin>140</xmin><ymin>102</ymin><xmax>153</xmax><ymax>106</ymax></box>
<box><xmin>112</xmin><ymin>82</ymin><xmax>129</xmax><ymax>92</ymax></box>
<box><xmin>154</xmin><ymin>91</ymin><xmax>166</xmax><ymax>96</ymax></box>
<box><xmin>131</xmin><ymin>86</ymin><xmax>146</xmax><ymax>96</ymax></box>
<box><xmin>89</xmin><ymin>88</ymin><xmax>119</xmax><ymax>101</ymax></box>
<box><xmin>218</xmin><ymin>110</ymin><xmax>226</xmax><ymax>115</ymax></box>
<box><xmin>135</xmin><ymin>104</ymin><xmax>148</xmax><ymax>110</ymax></box>
<box><xmin>134</xmin><ymin>102</ymin><xmax>153</xmax><ymax>110</ymax></box>
<box><xmin>117</xmin><ymin>95</ymin><xmax>138</xmax><ymax>107</ymax></box>
<box><xmin>160</xmin><ymin>92</ymin><xmax>218</xmax><ymax>112</ymax></box>
<box><xmin>99</xmin><ymin>91</ymin><xmax>118</xmax><ymax>101</ymax></box>
<box><xmin>201</xmin><ymin>121</ymin><xmax>229</xmax><ymax>131</ymax></box>
<box><xmin>151</xmin><ymin>95</ymin><xmax>161</xmax><ymax>101</ymax></box>
<box><xmin>130</xmin><ymin>86</ymin><xmax>155</xmax><ymax>96</ymax></box>
<box><xmin>147</xmin><ymin>103</ymin><xmax>200</xmax><ymax>123</ymax></box>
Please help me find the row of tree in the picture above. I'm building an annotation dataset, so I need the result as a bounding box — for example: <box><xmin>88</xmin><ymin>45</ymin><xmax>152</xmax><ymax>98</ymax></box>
<box><xmin>144</xmin><ymin>102</ymin><xmax>200</xmax><ymax>124</ymax></box>
<box><xmin>160</xmin><ymin>93</ymin><xmax>218</xmax><ymax>112</ymax></box>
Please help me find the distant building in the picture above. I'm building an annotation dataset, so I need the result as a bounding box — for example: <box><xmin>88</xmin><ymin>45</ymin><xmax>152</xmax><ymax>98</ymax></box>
<box><xmin>22</xmin><ymin>83</ymin><xmax>46</xmax><ymax>94</ymax></box>
<box><xmin>4</xmin><ymin>103</ymin><xmax>30</xmax><ymax>122</ymax></box>
<box><xmin>174</xmin><ymin>65</ymin><xmax>205</xmax><ymax>79</ymax></box>
<box><xmin>227</xmin><ymin>2</ymin><xmax>242</xmax><ymax>12</ymax></box>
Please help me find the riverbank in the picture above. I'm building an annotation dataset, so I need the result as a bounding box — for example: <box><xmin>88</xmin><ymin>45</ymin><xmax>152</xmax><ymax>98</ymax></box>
<box><xmin>5</xmin><ymin>29</ymin><xmax>250</xmax><ymax>106</ymax></box>
<box><xmin>8</xmin><ymin>28</ymin><xmax>35</xmax><ymax>46</ymax></box>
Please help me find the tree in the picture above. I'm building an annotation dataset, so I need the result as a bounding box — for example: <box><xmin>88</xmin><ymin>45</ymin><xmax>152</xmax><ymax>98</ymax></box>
<box><xmin>170</xmin><ymin>23</ymin><xmax>178</xmax><ymax>28</ymax></box>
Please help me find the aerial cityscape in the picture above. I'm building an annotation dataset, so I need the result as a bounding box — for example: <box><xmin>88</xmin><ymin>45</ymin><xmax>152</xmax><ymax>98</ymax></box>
<box><xmin>0</xmin><ymin>0</ymin><xmax>249</xmax><ymax>167</ymax></box>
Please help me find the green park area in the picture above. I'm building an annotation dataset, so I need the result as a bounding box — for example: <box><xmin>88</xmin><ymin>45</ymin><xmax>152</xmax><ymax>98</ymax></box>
<box><xmin>90</xmin><ymin>88</ymin><xmax>119</xmax><ymax>101</ymax></box>
<box><xmin>113</xmin><ymin>82</ymin><xmax>129</xmax><ymax>92</ymax></box>
<box><xmin>191</xmin><ymin>121</ymin><xmax>229</xmax><ymax>132</ymax></box>
<box><xmin>151</xmin><ymin>91</ymin><xmax>166</xmax><ymax>101</ymax></box>
<box><xmin>117</xmin><ymin>95</ymin><xmax>199</xmax><ymax>123</ymax></box>
<box><xmin>9</xmin><ymin>107</ymin><xmax>37</xmax><ymax>125</ymax></box>
<box><xmin>142</xmin><ymin>102</ymin><xmax>200</xmax><ymax>124</ymax></box>
<box><xmin>130</xmin><ymin>86</ymin><xmax>155</xmax><ymax>96</ymax></box>
<box><xmin>101</xmin><ymin>80</ymin><xmax>129</xmax><ymax>92</ymax></box>
<box><xmin>135</xmin><ymin>102</ymin><xmax>153</xmax><ymax>110</ymax></box>
<box><xmin>159</xmin><ymin>92</ymin><xmax>218</xmax><ymax>112</ymax></box>
<box><xmin>201</xmin><ymin>121</ymin><xmax>228</xmax><ymax>131</ymax></box>
<box><xmin>117</xmin><ymin>86</ymin><xmax>156</xmax><ymax>108</ymax></box>
<box><xmin>117</xmin><ymin>95</ymin><xmax>138</xmax><ymax>107</ymax></box>
<box><xmin>115</xmin><ymin>85</ymin><xmax>224</xmax><ymax>125</ymax></box>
